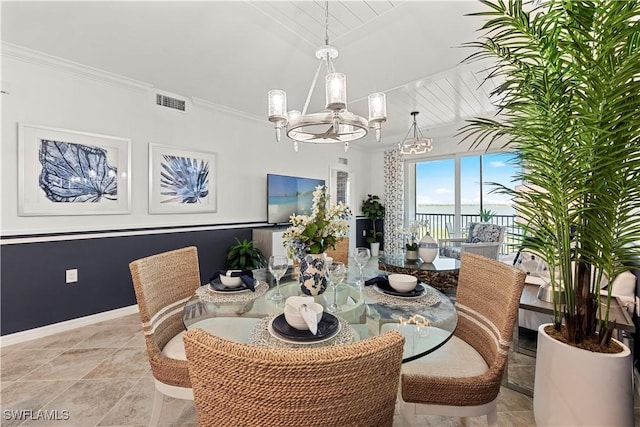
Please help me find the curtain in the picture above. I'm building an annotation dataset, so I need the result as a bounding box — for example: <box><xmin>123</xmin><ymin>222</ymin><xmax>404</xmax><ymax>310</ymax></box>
<box><xmin>383</xmin><ymin>148</ymin><xmax>404</xmax><ymax>255</ymax></box>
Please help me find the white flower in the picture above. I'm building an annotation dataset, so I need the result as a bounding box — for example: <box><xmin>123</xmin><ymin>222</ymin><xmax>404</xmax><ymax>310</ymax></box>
<box><xmin>282</xmin><ymin>185</ymin><xmax>352</xmax><ymax>259</ymax></box>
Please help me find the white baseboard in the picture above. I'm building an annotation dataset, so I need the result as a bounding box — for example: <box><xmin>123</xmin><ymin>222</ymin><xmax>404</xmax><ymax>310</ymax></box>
<box><xmin>0</xmin><ymin>305</ymin><xmax>139</xmax><ymax>347</ymax></box>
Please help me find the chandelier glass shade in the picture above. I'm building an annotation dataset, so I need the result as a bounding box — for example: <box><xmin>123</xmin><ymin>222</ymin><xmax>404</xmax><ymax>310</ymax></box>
<box><xmin>267</xmin><ymin>3</ymin><xmax>386</xmax><ymax>152</ymax></box>
<box><xmin>399</xmin><ymin>111</ymin><xmax>432</xmax><ymax>155</ymax></box>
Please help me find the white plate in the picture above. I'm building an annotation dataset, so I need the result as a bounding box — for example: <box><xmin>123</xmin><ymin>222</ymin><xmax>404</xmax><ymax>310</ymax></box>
<box><xmin>373</xmin><ymin>284</ymin><xmax>428</xmax><ymax>300</ymax></box>
<box><xmin>267</xmin><ymin>317</ymin><xmax>341</xmax><ymax>345</ymax></box>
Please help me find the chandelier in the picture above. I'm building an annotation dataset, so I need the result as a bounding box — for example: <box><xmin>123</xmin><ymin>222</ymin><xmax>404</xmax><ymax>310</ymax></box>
<box><xmin>267</xmin><ymin>2</ymin><xmax>387</xmax><ymax>152</ymax></box>
<box><xmin>399</xmin><ymin>111</ymin><xmax>432</xmax><ymax>155</ymax></box>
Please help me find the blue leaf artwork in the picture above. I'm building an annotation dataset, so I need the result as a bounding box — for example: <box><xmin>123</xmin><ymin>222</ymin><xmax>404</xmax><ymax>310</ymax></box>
<box><xmin>159</xmin><ymin>155</ymin><xmax>209</xmax><ymax>204</ymax></box>
<box><xmin>39</xmin><ymin>139</ymin><xmax>118</xmax><ymax>203</ymax></box>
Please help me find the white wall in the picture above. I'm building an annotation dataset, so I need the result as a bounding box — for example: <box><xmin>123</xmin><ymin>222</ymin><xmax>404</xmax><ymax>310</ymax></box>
<box><xmin>1</xmin><ymin>44</ymin><xmax>375</xmax><ymax>235</ymax></box>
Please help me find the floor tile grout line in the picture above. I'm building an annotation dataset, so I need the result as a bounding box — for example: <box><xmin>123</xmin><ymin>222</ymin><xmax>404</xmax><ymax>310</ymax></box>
<box><xmin>2</xmin><ymin>348</ymin><xmax>67</xmax><ymax>383</ymax></box>
<box><xmin>94</xmin><ymin>373</ymin><xmax>150</xmax><ymax>427</ymax></box>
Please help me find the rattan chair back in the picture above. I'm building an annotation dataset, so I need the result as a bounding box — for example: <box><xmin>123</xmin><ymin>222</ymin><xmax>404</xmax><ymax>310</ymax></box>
<box><xmin>129</xmin><ymin>246</ymin><xmax>201</xmax><ymax>388</ymax></box>
<box><xmin>184</xmin><ymin>328</ymin><xmax>405</xmax><ymax>427</ymax></box>
<box><xmin>326</xmin><ymin>237</ymin><xmax>349</xmax><ymax>265</ymax></box>
<box><xmin>402</xmin><ymin>252</ymin><xmax>525</xmax><ymax>407</ymax></box>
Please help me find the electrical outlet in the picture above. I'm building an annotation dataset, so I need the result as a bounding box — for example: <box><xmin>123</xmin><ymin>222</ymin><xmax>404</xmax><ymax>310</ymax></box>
<box><xmin>362</xmin><ymin>230</ymin><xmax>366</xmax><ymax>237</ymax></box>
<box><xmin>66</xmin><ymin>269</ymin><xmax>78</xmax><ymax>283</ymax></box>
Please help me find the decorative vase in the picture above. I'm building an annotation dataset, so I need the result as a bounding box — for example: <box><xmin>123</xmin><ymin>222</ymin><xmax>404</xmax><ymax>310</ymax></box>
<box><xmin>370</xmin><ymin>242</ymin><xmax>380</xmax><ymax>257</ymax></box>
<box><xmin>418</xmin><ymin>233</ymin><xmax>438</xmax><ymax>263</ymax></box>
<box><xmin>299</xmin><ymin>253</ymin><xmax>327</xmax><ymax>296</ymax></box>
<box><xmin>405</xmin><ymin>250</ymin><xmax>419</xmax><ymax>261</ymax></box>
<box><xmin>533</xmin><ymin>323</ymin><xmax>633</xmax><ymax>426</ymax></box>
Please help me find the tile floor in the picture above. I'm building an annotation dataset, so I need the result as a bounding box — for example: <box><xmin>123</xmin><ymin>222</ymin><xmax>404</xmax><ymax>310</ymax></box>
<box><xmin>3</xmin><ymin>256</ymin><xmax>639</xmax><ymax>427</ymax></box>
<box><xmin>1</xmin><ymin>311</ymin><xmax>543</xmax><ymax>427</ymax></box>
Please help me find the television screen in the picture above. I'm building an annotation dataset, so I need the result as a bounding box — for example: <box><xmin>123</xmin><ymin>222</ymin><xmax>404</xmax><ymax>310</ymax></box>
<box><xmin>267</xmin><ymin>174</ymin><xmax>325</xmax><ymax>224</ymax></box>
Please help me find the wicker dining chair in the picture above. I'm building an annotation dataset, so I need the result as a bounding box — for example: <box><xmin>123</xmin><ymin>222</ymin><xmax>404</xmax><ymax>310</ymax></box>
<box><xmin>399</xmin><ymin>252</ymin><xmax>526</xmax><ymax>427</ymax></box>
<box><xmin>129</xmin><ymin>246</ymin><xmax>201</xmax><ymax>425</ymax></box>
<box><xmin>325</xmin><ymin>237</ymin><xmax>349</xmax><ymax>265</ymax></box>
<box><xmin>183</xmin><ymin>328</ymin><xmax>405</xmax><ymax>427</ymax></box>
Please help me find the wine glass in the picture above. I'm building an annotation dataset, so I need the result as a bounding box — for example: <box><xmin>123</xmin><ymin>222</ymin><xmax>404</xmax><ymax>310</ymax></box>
<box><xmin>268</xmin><ymin>255</ymin><xmax>288</xmax><ymax>301</ymax></box>
<box><xmin>326</xmin><ymin>262</ymin><xmax>346</xmax><ymax>313</ymax></box>
<box><xmin>353</xmin><ymin>247</ymin><xmax>371</xmax><ymax>287</ymax></box>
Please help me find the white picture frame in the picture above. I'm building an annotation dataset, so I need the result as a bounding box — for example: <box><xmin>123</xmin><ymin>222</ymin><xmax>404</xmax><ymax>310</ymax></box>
<box><xmin>18</xmin><ymin>123</ymin><xmax>131</xmax><ymax>216</ymax></box>
<box><xmin>148</xmin><ymin>143</ymin><xmax>217</xmax><ymax>214</ymax></box>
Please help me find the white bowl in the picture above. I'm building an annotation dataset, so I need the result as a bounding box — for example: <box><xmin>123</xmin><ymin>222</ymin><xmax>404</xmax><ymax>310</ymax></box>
<box><xmin>219</xmin><ymin>270</ymin><xmax>243</xmax><ymax>288</ymax></box>
<box><xmin>388</xmin><ymin>274</ymin><xmax>417</xmax><ymax>293</ymax></box>
<box><xmin>284</xmin><ymin>302</ymin><xmax>323</xmax><ymax>330</ymax></box>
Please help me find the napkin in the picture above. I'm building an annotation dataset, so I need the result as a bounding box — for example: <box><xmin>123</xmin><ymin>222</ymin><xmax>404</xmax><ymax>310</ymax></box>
<box><xmin>364</xmin><ymin>275</ymin><xmax>389</xmax><ymax>287</ymax></box>
<box><xmin>285</xmin><ymin>296</ymin><xmax>318</xmax><ymax>334</ymax></box>
<box><xmin>207</xmin><ymin>270</ymin><xmax>256</xmax><ymax>291</ymax></box>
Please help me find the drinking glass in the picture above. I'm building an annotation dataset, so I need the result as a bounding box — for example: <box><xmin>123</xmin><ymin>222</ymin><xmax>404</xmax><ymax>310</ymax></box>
<box><xmin>326</xmin><ymin>262</ymin><xmax>346</xmax><ymax>313</ymax></box>
<box><xmin>353</xmin><ymin>247</ymin><xmax>371</xmax><ymax>287</ymax></box>
<box><xmin>268</xmin><ymin>255</ymin><xmax>288</xmax><ymax>301</ymax></box>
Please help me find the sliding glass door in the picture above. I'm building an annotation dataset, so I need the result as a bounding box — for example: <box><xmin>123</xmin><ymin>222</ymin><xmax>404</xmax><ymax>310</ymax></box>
<box><xmin>407</xmin><ymin>151</ymin><xmax>520</xmax><ymax>253</ymax></box>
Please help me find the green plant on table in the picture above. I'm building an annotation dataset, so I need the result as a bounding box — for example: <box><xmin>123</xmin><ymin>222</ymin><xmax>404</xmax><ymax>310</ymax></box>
<box><xmin>225</xmin><ymin>238</ymin><xmax>266</xmax><ymax>270</ymax></box>
<box><xmin>461</xmin><ymin>0</ymin><xmax>640</xmax><ymax>349</ymax></box>
<box><xmin>405</xmin><ymin>241</ymin><xmax>418</xmax><ymax>251</ymax></box>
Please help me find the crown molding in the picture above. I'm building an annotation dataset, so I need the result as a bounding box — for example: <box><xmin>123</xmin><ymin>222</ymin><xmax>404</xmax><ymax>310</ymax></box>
<box><xmin>190</xmin><ymin>96</ymin><xmax>265</xmax><ymax>124</ymax></box>
<box><xmin>2</xmin><ymin>42</ymin><xmax>153</xmax><ymax>92</ymax></box>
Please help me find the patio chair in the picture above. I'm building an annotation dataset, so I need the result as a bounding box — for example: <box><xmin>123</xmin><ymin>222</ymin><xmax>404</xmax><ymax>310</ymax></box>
<box><xmin>438</xmin><ymin>222</ymin><xmax>505</xmax><ymax>260</ymax></box>
<box><xmin>399</xmin><ymin>252</ymin><xmax>526</xmax><ymax>427</ymax></box>
<box><xmin>129</xmin><ymin>246</ymin><xmax>201</xmax><ymax>425</ymax></box>
<box><xmin>183</xmin><ymin>328</ymin><xmax>405</xmax><ymax>427</ymax></box>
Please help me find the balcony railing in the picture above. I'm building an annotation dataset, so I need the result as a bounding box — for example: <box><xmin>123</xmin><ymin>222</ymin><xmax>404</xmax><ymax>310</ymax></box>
<box><xmin>414</xmin><ymin>213</ymin><xmax>521</xmax><ymax>255</ymax></box>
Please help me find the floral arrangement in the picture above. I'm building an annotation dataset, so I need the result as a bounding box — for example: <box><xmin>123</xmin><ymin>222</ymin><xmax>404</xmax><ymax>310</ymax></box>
<box><xmin>282</xmin><ymin>185</ymin><xmax>352</xmax><ymax>259</ymax></box>
<box><xmin>399</xmin><ymin>220</ymin><xmax>429</xmax><ymax>250</ymax></box>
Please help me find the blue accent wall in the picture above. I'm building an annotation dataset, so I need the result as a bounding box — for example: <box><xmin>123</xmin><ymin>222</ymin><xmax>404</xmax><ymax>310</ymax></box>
<box><xmin>1</xmin><ymin>218</ymin><xmax>373</xmax><ymax>336</ymax></box>
<box><xmin>1</xmin><ymin>225</ymin><xmax>257</xmax><ymax>335</ymax></box>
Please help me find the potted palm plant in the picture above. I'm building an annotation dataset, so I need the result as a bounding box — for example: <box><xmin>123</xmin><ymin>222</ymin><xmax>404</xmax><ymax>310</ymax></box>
<box><xmin>462</xmin><ymin>1</ymin><xmax>640</xmax><ymax>425</ymax></box>
<box><xmin>362</xmin><ymin>194</ymin><xmax>385</xmax><ymax>256</ymax></box>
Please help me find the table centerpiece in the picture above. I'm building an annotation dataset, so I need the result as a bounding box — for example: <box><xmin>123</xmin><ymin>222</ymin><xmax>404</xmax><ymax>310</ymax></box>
<box><xmin>282</xmin><ymin>185</ymin><xmax>351</xmax><ymax>296</ymax></box>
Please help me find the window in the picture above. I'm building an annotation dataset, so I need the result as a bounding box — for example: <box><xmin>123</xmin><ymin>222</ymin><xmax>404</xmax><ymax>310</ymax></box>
<box><xmin>408</xmin><ymin>151</ymin><xmax>520</xmax><ymax>250</ymax></box>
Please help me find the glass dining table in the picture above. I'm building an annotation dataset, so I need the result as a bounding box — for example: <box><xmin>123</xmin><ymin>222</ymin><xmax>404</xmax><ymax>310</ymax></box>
<box><xmin>182</xmin><ymin>264</ymin><xmax>458</xmax><ymax>363</ymax></box>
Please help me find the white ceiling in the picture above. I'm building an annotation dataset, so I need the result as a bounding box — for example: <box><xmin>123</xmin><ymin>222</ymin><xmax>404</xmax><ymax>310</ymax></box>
<box><xmin>1</xmin><ymin>0</ymin><xmax>497</xmax><ymax>149</ymax></box>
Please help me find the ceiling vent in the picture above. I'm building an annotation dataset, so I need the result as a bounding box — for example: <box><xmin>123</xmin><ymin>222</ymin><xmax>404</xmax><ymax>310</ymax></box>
<box><xmin>156</xmin><ymin>94</ymin><xmax>186</xmax><ymax>112</ymax></box>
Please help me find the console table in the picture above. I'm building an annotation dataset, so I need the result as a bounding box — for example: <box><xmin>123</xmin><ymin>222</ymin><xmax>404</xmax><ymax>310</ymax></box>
<box><xmin>378</xmin><ymin>254</ymin><xmax>460</xmax><ymax>294</ymax></box>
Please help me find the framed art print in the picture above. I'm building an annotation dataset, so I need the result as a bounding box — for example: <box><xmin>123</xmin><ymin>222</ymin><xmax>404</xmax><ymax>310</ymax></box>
<box><xmin>148</xmin><ymin>143</ymin><xmax>217</xmax><ymax>214</ymax></box>
<box><xmin>18</xmin><ymin>123</ymin><xmax>131</xmax><ymax>216</ymax></box>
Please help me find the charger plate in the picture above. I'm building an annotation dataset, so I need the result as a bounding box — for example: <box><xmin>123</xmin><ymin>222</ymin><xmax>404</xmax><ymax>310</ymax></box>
<box><xmin>270</xmin><ymin>312</ymin><xmax>340</xmax><ymax>343</ymax></box>
<box><xmin>249</xmin><ymin>314</ymin><xmax>353</xmax><ymax>348</ymax></box>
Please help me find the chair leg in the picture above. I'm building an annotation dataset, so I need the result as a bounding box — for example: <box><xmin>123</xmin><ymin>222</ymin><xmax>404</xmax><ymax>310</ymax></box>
<box><xmin>150</xmin><ymin>388</ymin><xmax>164</xmax><ymax>426</ymax></box>
<box><xmin>398</xmin><ymin>399</ymin><xmax>417</xmax><ymax>425</ymax></box>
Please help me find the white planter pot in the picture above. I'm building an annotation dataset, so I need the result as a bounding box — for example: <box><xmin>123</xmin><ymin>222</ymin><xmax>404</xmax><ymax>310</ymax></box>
<box><xmin>418</xmin><ymin>233</ymin><xmax>438</xmax><ymax>263</ymax></box>
<box><xmin>370</xmin><ymin>242</ymin><xmax>380</xmax><ymax>257</ymax></box>
<box><xmin>533</xmin><ymin>323</ymin><xmax>633</xmax><ymax>426</ymax></box>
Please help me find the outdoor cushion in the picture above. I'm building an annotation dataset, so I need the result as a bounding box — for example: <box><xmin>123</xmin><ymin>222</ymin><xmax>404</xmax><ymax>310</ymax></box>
<box><xmin>466</xmin><ymin>223</ymin><xmax>503</xmax><ymax>243</ymax></box>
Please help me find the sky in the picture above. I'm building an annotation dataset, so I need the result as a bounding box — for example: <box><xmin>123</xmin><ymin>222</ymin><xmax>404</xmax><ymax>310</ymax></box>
<box><xmin>416</xmin><ymin>152</ymin><xmax>520</xmax><ymax>207</ymax></box>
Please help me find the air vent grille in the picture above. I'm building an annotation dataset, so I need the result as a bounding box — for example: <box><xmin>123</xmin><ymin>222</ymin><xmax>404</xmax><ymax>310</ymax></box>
<box><xmin>156</xmin><ymin>94</ymin><xmax>186</xmax><ymax>111</ymax></box>
<box><xmin>338</xmin><ymin>157</ymin><xmax>348</xmax><ymax>165</ymax></box>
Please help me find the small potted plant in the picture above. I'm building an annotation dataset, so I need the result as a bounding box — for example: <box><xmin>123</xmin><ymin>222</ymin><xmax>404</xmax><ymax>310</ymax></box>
<box><xmin>405</xmin><ymin>240</ymin><xmax>419</xmax><ymax>261</ymax></box>
<box><xmin>479</xmin><ymin>208</ymin><xmax>495</xmax><ymax>222</ymax></box>
<box><xmin>225</xmin><ymin>238</ymin><xmax>266</xmax><ymax>270</ymax></box>
<box><xmin>362</xmin><ymin>194</ymin><xmax>385</xmax><ymax>256</ymax></box>
<box><xmin>401</xmin><ymin>221</ymin><xmax>421</xmax><ymax>261</ymax></box>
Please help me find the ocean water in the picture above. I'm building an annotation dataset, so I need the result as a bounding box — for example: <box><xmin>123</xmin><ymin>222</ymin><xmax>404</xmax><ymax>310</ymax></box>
<box><xmin>417</xmin><ymin>204</ymin><xmax>515</xmax><ymax>216</ymax></box>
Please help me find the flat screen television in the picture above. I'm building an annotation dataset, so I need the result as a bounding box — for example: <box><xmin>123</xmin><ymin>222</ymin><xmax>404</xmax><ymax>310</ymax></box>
<box><xmin>267</xmin><ymin>174</ymin><xmax>325</xmax><ymax>225</ymax></box>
